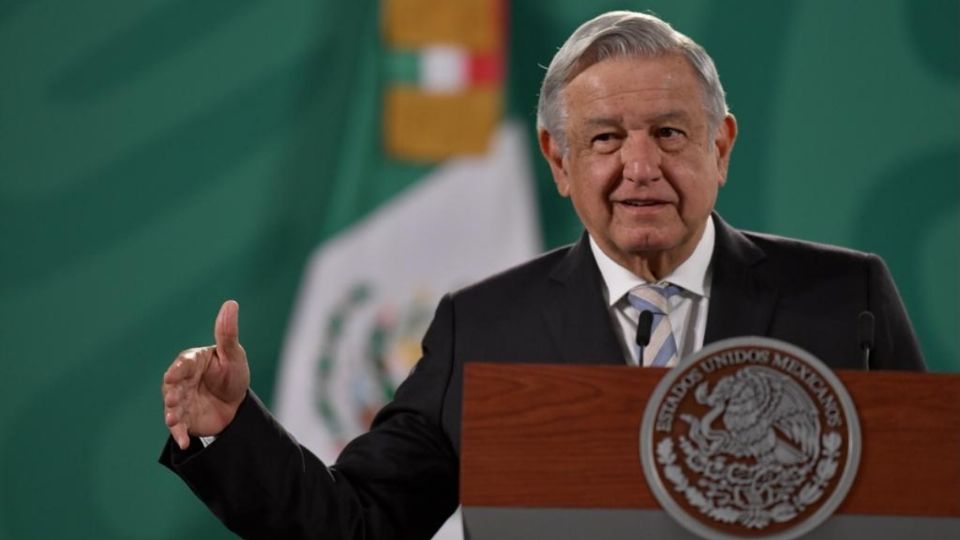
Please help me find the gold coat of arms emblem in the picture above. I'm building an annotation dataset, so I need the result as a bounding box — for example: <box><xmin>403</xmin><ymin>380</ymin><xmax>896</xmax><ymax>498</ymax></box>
<box><xmin>640</xmin><ymin>337</ymin><xmax>862</xmax><ymax>539</ymax></box>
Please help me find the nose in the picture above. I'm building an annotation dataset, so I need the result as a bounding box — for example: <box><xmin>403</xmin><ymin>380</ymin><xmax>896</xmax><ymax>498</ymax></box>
<box><xmin>621</xmin><ymin>133</ymin><xmax>662</xmax><ymax>183</ymax></box>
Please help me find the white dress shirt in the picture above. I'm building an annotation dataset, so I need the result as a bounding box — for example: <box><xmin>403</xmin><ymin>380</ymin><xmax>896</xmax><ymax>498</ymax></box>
<box><xmin>589</xmin><ymin>217</ymin><xmax>715</xmax><ymax>367</ymax></box>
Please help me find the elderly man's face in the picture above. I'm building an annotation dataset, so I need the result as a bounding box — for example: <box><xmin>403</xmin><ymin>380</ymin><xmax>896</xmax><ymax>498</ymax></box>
<box><xmin>540</xmin><ymin>54</ymin><xmax>736</xmax><ymax>277</ymax></box>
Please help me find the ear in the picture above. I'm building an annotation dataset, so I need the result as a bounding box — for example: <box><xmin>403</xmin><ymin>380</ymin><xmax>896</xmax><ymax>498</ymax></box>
<box><xmin>713</xmin><ymin>114</ymin><xmax>737</xmax><ymax>187</ymax></box>
<box><xmin>538</xmin><ymin>128</ymin><xmax>571</xmax><ymax>197</ymax></box>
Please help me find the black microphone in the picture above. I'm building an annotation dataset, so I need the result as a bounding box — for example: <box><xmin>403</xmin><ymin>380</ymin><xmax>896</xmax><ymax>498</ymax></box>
<box><xmin>858</xmin><ymin>311</ymin><xmax>875</xmax><ymax>371</ymax></box>
<box><xmin>636</xmin><ymin>310</ymin><xmax>653</xmax><ymax>364</ymax></box>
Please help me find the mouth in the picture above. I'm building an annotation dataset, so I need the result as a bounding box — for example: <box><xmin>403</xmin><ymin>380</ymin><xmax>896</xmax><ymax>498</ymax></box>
<box><xmin>617</xmin><ymin>199</ymin><xmax>671</xmax><ymax>208</ymax></box>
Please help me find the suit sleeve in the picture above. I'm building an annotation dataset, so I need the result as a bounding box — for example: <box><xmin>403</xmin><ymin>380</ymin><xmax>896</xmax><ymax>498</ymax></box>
<box><xmin>866</xmin><ymin>254</ymin><xmax>926</xmax><ymax>371</ymax></box>
<box><xmin>158</xmin><ymin>296</ymin><xmax>460</xmax><ymax>539</ymax></box>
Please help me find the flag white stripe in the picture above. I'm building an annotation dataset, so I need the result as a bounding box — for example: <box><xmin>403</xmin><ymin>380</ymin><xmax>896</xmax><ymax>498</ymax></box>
<box><xmin>421</xmin><ymin>45</ymin><xmax>468</xmax><ymax>93</ymax></box>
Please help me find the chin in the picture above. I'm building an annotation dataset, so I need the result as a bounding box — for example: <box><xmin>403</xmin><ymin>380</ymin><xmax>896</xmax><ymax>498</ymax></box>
<box><xmin>615</xmin><ymin>229</ymin><xmax>682</xmax><ymax>255</ymax></box>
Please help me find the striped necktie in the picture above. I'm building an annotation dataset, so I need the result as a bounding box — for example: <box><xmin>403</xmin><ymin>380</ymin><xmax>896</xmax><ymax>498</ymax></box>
<box><xmin>627</xmin><ymin>283</ymin><xmax>682</xmax><ymax>367</ymax></box>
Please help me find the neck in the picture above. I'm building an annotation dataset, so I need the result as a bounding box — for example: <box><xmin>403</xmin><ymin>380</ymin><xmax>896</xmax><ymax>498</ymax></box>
<box><xmin>620</xmin><ymin>249</ymin><xmax>691</xmax><ymax>282</ymax></box>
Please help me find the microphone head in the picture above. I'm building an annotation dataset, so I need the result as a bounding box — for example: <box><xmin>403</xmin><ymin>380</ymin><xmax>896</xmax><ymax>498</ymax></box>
<box><xmin>636</xmin><ymin>310</ymin><xmax>653</xmax><ymax>347</ymax></box>
<box><xmin>858</xmin><ymin>310</ymin><xmax>875</xmax><ymax>349</ymax></box>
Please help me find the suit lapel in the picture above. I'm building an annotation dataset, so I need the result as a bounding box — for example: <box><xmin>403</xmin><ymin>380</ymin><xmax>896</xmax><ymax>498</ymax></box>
<box><xmin>704</xmin><ymin>215</ymin><xmax>779</xmax><ymax>344</ymax></box>
<box><xmin>542</xmin><ymin>234</ymin><xmax>625</xmax><ymax>365</ymax></box>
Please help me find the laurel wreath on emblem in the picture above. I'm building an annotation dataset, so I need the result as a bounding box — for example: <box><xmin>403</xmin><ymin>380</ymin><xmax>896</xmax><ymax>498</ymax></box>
<box><xmin>313</xmin><ymin>283</ymin><xmax>372</xmax><ymax>442</ymax></box>
<box><xmin>313</xmin><ymin>283</ymin><xmax>434</xmax><ymax>447</ymax></box>
<box><xmin>655</xmin><ymin>366</ymin><xmax>843</xmax><ymax>530</ymax></box>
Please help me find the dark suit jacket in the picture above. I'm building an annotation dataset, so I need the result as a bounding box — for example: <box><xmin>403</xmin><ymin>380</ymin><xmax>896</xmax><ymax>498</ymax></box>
<box><xmin>161</xmin><ymin>215</ymin><xmax>924</xmax><ymax>539</ymax></box>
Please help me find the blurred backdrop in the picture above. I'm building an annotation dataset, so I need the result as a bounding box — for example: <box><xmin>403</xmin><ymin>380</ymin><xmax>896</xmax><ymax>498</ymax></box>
<box><xmin>0</xmin><ymin>1</ymin><xmax>956</xmax><ymax>538</ymax></box>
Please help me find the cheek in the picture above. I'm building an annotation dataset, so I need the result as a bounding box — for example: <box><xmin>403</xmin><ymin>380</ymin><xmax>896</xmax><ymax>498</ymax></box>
<box><xmin>576</xmin><ymin>157</ymin><xmax>620</xmax><ymax>196</ymax></box>
<box><xmin>667</xmin><ymin>158</ymin><xmax>720</xmax><ymax>211</ymax></box>
<box><xmin>684</xmin><ymin>182</ymin><xmax>720</xmax><ymax>222</ymax></box>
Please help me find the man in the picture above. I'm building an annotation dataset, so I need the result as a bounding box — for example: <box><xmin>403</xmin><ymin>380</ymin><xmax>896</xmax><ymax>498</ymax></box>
<box><xmin>160</xmin><ymin>11</ymin><xmax>925</xmax><ymax>540</ymax></box>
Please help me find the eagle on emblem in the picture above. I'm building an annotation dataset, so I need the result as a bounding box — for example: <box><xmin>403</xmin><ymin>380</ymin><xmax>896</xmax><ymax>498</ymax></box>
<box><xmin>682</xmin><ymin>366</ymin><xmax>821</xmax><ymax>465</ymax></box>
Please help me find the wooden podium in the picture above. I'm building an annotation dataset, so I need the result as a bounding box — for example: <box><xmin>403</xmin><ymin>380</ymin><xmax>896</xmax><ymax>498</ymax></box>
<box><xmin>460</xmin><ymin>363</ymin><xmax>960</xmax><ymax>539</ymax></box>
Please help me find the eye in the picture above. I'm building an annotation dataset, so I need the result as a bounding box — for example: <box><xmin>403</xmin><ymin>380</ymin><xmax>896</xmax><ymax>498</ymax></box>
<box><xmin>590</xmin><ymin>132</ymin><xmax>622</xmax><ymax>152</ymax></box>
<box><xmin>655</xmin><ymin>126</ymin><xmax>687</xmax><ymax>150</ymax></box>
<box><xmin>655</xmin><ymin>127</ymin><xmax>685</xmax><ymax>139</ymax></box>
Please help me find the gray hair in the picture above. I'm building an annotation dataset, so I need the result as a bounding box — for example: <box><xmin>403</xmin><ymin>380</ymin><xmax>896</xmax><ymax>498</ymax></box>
<box><xmin>536</xmin><ymin>11</ymin><xmax>729</xmax><ymax>151</ymax></box>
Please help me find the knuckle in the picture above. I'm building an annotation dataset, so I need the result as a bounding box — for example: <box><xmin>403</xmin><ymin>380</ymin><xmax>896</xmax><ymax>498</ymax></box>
<box><xmin>176</xmin><ymin>346</ymin><xmax>211</xmax><ymax>361</ymax></box>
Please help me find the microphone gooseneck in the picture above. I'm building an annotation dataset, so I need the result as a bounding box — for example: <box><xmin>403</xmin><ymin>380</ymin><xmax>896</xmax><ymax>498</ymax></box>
<box><xmin>858</xmin><ymin>310</ymin><xmax>875</xmax><ymax>371</ymax></box>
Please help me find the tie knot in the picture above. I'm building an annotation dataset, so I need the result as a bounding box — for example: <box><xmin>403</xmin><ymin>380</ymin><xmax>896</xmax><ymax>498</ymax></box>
<box><xmin>627</xmin><ymin>282</ymin><xmax>681</xmax><ymax>314</ymax></box>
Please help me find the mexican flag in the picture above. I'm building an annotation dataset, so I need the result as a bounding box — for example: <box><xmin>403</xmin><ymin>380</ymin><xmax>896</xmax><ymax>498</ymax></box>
<box><xmin>273</xmin><ymin>0</ymin><xmax>539</xmax><ymax>537</ymax></box>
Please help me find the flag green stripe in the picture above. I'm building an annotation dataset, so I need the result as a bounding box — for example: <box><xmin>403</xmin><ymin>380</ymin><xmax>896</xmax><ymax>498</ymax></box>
<box><xmin>385</xmin><ymin>49</ymin><xmax>419</xmax><ymax>86</ymax></box>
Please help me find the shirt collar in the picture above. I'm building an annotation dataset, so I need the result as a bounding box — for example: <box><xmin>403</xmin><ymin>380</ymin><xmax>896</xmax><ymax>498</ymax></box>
<box><xmin>589</xmin><ymin>216</ymin><xmax>715</xmax><ymax>307</ymax></box>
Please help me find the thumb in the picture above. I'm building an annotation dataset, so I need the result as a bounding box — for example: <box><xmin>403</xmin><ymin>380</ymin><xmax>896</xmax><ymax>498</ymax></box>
<box><xmin>214</xmin><ymin>300</ymin><xmax>241</xmax><ymax>359</ymax></box>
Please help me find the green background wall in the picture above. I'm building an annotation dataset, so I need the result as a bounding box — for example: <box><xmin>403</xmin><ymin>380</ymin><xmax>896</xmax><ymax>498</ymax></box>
<box><xmin>0</xmin><ymin>1</ymin><xmax>956</xmax><ymax>538</ymax></box>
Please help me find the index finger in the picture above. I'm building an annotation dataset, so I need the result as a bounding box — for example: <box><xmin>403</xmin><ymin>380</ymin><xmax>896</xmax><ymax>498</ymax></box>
<box><xmin>163</xmin><ymin>347</ymin><xmax>207</xmax><ymax>384</ymax></box>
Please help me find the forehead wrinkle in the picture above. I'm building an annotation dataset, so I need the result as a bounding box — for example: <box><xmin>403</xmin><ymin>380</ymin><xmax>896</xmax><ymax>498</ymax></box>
<box><xmin>649</xmin><ymin>110</ymin><xmax>694</xmax><ymax>124</ymax></box>
<box><xmin>581</xmin><ymin>109</ymin><xmax>693</xmax><ymax>129</ymax></box>
<box><xmin>584</xmin><ymin>116</ymin><xmax>622</xmax><ymax>128</ymax></box>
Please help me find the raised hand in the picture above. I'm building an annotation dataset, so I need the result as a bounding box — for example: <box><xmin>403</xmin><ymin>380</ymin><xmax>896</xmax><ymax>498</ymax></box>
<box><xmin>162</xmin><ymin>300</ymin><xmax>251</xmax><ymax>450</ymax></box>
